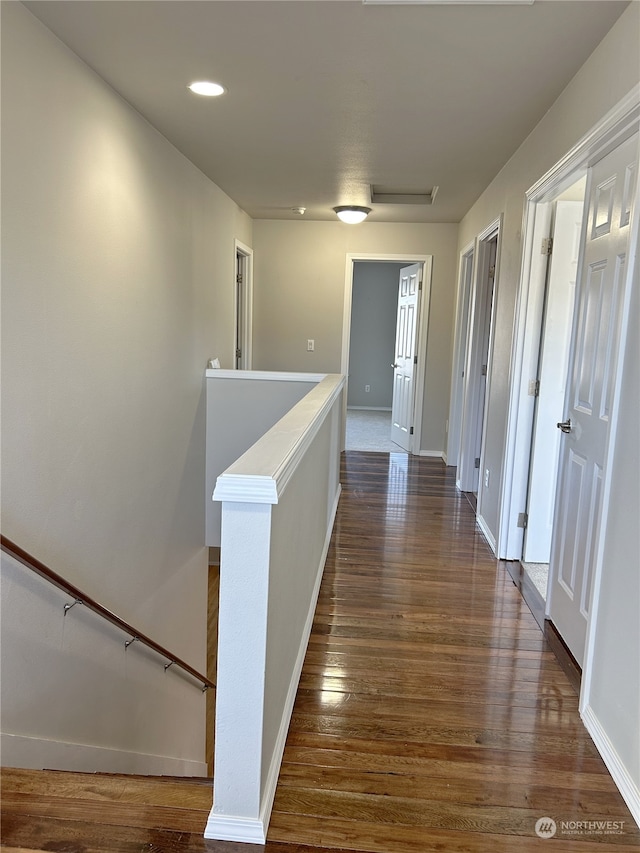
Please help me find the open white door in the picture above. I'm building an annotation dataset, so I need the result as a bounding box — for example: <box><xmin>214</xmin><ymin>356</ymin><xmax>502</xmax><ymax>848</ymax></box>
<box><xmin>549</xmin><ymin>132</ymin><xmax>638</xmax><ymax>666</ymax></box>
<box><xmin>391</xmin><ymin>264</ymin><xmax>422</xmax><ymax>451</ymax></box>
<box><xmin>524</xmin><ymin>200</ymin><xmax>584</xmax><ymax>564</ymax></box>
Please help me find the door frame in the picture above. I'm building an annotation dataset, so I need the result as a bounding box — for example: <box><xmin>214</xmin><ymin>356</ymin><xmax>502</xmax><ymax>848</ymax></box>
<box><xmin>522</xmin><ymin>199</ymin><xmax>585</xmax><ymax>567</ymax></box>
<box><xmin>457</xmin><ymin>218</ymin><xmax>501</xmax><ymax>518</ymax></box>
<box><xmin>498</xmin><ymin>85</ymin><xmax>640</xmax><ymax>563</ymax></box>
<box><xmin>234</xmin><ymin>240</ymin><xmax>254</xmax><ymax>370</ymax></box>
<box><xmin>446</xmin><ymin>241</ymin><xmax>475</xmax><ymax>468</ymax></box>
<box><xmin>341</xmin><ymin>254</ymin><xmax>432</xmax><ymax>454</ymax></box>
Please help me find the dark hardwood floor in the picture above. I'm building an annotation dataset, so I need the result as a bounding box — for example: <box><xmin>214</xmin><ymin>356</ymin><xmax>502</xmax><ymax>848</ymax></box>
<box><xmin>1</xmin><ymin>452</ymin><xmax>637</xmax><ymax>852</ymax></box>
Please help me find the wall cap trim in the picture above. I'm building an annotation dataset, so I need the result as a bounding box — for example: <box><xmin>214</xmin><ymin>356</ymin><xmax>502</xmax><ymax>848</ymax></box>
<box><xmin>213</xmin><ymin>374</ymin><xmax>345</xmax><ymax>504</ymax></box>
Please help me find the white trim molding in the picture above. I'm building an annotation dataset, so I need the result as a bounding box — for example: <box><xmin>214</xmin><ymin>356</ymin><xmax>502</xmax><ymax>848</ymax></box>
<box><xmin>213</xmin><ymin>374</ymin><xmax>344</xmax><ymax>503</ymax></box>
<box><xmin>0</xmin><ymin>733</ymin><xmax>208</xmax><ymax>778</ymax></box>
<box><xmin>234</xmin><ymin>239</ymin><xmax>254</xmax><ymax>370</ymax></box>
<box><xmin>341</xmin><ymin>253</ymin><xmax>433</xmax><ymax>455</ymax></box>
<box><xmin>499</xmin><ymin>84</ymin><xmax>640</xmax><ymax>561</ymax></box>
<box><xmin>581</xmin><ymin>705</ymin><xmax>640</xmax><ymax>827</ymax></box>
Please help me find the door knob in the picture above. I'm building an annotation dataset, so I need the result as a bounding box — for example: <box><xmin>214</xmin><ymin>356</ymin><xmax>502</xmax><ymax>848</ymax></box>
<box><xmin>391</xmin><ymin>362</ymin><xmax>399</xmax><ymax>369</ymax></box>
<box><xmin>557</xmin><ymin>419</ymin><xmax>572</xmax><ymax>434</ymax></box>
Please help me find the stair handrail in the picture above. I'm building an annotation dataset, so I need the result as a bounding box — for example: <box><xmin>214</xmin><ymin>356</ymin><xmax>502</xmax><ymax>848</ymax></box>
<box><xmin>0</xmin><ymin>535</ymin><xmax>215</xmax><ymax>692</ymax></box>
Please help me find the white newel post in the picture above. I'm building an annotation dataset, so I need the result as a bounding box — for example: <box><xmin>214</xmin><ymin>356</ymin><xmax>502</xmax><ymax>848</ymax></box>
<box><xmin>208</xmin><ymin>498</ymin><xmax>274</xmax><ymax>842</ymax></box>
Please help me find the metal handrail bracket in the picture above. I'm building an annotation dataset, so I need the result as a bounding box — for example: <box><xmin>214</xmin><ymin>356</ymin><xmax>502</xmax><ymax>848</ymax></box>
<box><xmin>1</xmin><ymin>535</ymin><xmax>215</xmax><ymax>692</ymax></box>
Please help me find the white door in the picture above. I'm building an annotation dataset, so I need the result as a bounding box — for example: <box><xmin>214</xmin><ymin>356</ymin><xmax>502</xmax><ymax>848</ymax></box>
<box><xmin>472</xmin><ymin>242</ymin><xmax>496</xmax><ymax>494</ymax></box>
<box><xmin>549</xmin><ymin>133</ymin><xmax>638</xmax><ymax>665</ymax></box>
<box><xmin>524</xmin><ymin>201</ymin><xmax>584</xmax><ymax>563</ymax></box>
<box><xmin>391</xmin><ymin>264</ymin><xmax>422</xmax><ymax>451</ymax></box>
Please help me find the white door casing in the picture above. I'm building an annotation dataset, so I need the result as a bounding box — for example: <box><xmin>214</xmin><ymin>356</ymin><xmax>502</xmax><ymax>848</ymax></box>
<box><xmin>391</xmin><ymin>264</ymin><xmax>422</xmax><ymax>451</ymax></box>
<box><xmin>446</xmin><ymin>244</ymin><xmax>475</xmax><ymax>468</ymax></box>
<box><xmin>548</xmin><ymin>132</ymin><xmax>638</xmax><ymax>666</ymax></box>
<box><xmin>472</xmin><ymin>241</ymin><xmax>496</xmax><ymax>495</ymax></box>
<box><xmin>457</xmin><ymin>220</ymin><xmax>500</xmax><ymax>497</ymax></box>
<box><xmin>234</xmin><ymin>240</ymin><xmax>253</xmax><ymax>370</ymax></box>
<box><xmin>524</xmin><ymin>201</ymin><xmax>584</xmax><ymax>564</ymax></box>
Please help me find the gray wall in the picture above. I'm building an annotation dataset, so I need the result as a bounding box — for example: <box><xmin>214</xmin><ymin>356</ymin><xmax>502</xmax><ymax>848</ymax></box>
<box><xmin>348</xmin><ymin>262</ymin><xmax>406</xmax><ymax>409</ymax></box>
<box><xmin>455</xmin><ymin>3</ymin><xmax>640</xmax><ymax>543</ymax></box>
<box><xmin>454</xmin><ymin>2</ymin><xmax>639</xmax><ymax>809</ymax></box>
<box><xmin>588</xmin><ymin>273</ymin><xmax>640</xmax><ymax>798</ymax></box>
<box><xmin>1</xmin><ymin>2</ymin><xmax>252</xmax><ymax>773</ymax></box>
<box><xmin>252</xmin><ymin>221</ymin><xmax>459</xmax><ymax>455</ymax></box>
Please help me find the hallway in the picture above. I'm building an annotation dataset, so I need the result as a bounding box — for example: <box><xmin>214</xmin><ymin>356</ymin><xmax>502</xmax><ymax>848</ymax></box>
<box><xmin>268</xmin><ymin>452</ymin><xmax>637</xmax><ymax>850</ymax></box>
<box><xmin>1</xmin><ymin>453</ymin><xmax>637</xmax><ymax>851</ymax></box>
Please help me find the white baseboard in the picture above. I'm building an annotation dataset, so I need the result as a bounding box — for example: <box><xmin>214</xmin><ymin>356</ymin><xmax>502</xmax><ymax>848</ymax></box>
<box><xmin>205</xmin><ymin>484</ymin><xmax>342</xmax><ymax>843</ymax></box>
<box><xmin>417</xmin><ymin>450</ymin><xmax>445</xmax><ymax>460</ymax></box>
<box><xmin>0</xmin><ymin>732</ymin><xmax>208</xmax><ymax>777</ymax></box>
<box><xmin>347</xmin><ymin>406</ymin><xmax>392</xmax><ymax>411</ymax></box>
<box><xmin>204</xmin><ymin>813</ymin><xmax>266</xmax><ymax>844</ymax></box>
<box><xmin>476</xmin><ymin>513</ymin><xmax>497</xmax><ymax>554</ymax></box>
<box><xmin>581</xmin><ymin>705</ymin><xmax>640</xmax><ymax>827</ymax></box>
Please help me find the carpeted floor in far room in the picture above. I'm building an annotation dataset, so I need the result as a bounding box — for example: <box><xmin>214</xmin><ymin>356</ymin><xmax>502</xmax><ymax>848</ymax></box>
<box><xmin>345</xmin><ymin>408</ymin><xmax>406</xmax><ymax>453</ymax></box>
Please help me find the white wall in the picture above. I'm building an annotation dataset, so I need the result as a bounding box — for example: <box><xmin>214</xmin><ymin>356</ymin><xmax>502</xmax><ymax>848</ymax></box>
<box><xmin>348</xmin><ymin>262</ymin><xmax>405</xmax><ymax>409</ymax></box>
<box><xmin>252</xmin><ymin>221</ymin><xmax>459</xmax><ymax>454</ymax></box>
<box><xmin>454</xmin><ymin>2</ymin><xmax>640</xmax><ymax>540</ymax></box>
<box><xmin>0</xmin><ymin>3</ymin><xmax>252</xmax><ymax>773</ymax></box>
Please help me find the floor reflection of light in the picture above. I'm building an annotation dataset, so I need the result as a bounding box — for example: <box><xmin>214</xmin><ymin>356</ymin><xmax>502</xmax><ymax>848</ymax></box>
<box><xmin>320</xmin><ymin>690</ymin><xmax>348</xmax><ymax>709</ymax></box>
<box><xmin>321</xmin><ymin>666</ymin><xmax>348</xmax><ymax>708</ymax></box>
<box><xmin>385</xmin><ymin>453</ymin><xmax>409</xmax><ymax>525</ymax></box>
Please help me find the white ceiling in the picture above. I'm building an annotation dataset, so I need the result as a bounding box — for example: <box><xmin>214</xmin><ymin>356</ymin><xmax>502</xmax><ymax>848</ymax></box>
<box><xmin>23</xmin><ymin>0</ymin><xmax>630</xmax><ymax>223</ymax></box>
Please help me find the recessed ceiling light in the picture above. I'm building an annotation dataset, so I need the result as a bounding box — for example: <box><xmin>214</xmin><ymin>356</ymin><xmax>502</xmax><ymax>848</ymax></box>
<box><xmin>188</xmin><ymin>81</ymin><xmax>225</xmax><ymax>97</ymax></box>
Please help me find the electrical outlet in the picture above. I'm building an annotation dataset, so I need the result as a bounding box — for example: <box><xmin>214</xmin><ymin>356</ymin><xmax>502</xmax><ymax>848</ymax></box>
<box><xmin>307</xmin><ymin>339</ymin><xmax>314</xmax><ymax>352</ymax></box>
<box><xmin>484</xmin><ymin>468</ymin><xmax>490</xmax><ymax>488</ymax></box>
<box><xmin>365</xmin><ymin>384</ymin><xmax>370</xmax><ymax>393</ymax></box>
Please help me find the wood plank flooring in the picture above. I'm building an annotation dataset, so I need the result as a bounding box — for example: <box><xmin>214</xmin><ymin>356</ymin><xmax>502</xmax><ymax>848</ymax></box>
<box><xmin>1</xmin><ymin>452</ymin><xmax>638</xmax><ymax>852</ymax></box>
<box><xmin>268</xmin><ymin>452</ymin><xmax>638</xmax><ymax>851</ymax></box>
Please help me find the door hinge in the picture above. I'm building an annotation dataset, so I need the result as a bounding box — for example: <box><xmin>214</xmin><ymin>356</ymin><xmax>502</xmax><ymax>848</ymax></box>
<box><xmin>236</xmin><ymin>348</ymin><xmax>242</xmax><ymax>359</ymax></box>
<box><xmin>236</xmin><ymin>273</ymin><xmax>243</xmax><ymax>284</ymax></box>
<box><xmin>528</xmin><ymin>379</ymin><xmax>540</xmax><ymax>397</ymax></box>
<box><xmin>488</xmin><ymin>264</ymin><xmax>496</xmax><ymax>278</ymax></box>
<box><xmin>474</xmin><ymin>457</ymin><xmax>480</xmax><ymax>469</ymax></box>
<box><xmin>541</xmin><ymin>237</ymin><xmax>553</xmax><ymax>256</ymax></box>
<box><xmin>414</xmin><ymin>355</ymin><xmax>418</xmax><ymax>365</ymax></box>
<box><xmin>481</xmin><ymin>364</ymin><xmax>487</xmax><ymax>376</ymax></box>
<box><xmin>517</xmin><ymin>512</ymin><xmax>528</xmax><ymax>529</ymax></box>
<box><xmin>410</xmin><ymin>427</ymin><xmax>414</xmax><ymax>435</ymax></box>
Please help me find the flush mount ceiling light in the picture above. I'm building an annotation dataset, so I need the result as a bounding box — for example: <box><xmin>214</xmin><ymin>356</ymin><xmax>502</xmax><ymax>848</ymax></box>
<box><xmin>333</xmin><ymin>206</ymin><xmax>372</xmax><ymax>224</ymax></box>
<box><xmin>188</xmin><ymin>81</ymin><xmax>225</xmax><ymax>97</ymax></box>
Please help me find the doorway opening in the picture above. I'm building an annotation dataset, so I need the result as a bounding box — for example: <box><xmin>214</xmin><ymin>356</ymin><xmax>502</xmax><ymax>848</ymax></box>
<box><xmin>234</xmin><ymin>240</ymin><xmax>253</xmax><ymax>370</ymax></box>
<box><xmin>446</xmin><ymin>242</ymin><xmax>475</xmax><ymax>469</ymax></box>
<box><xmin>521</xmin><ymin>178</ymin><xmax>587</xmax><ymax>604</ymax></box>
<box><xmin>498</xmin><ymin>94</ymin><xmax>638</xmax><ymax>680</ymax></box>
<box><xmin>341</xmin><ymin>254</ymin><xmax>432</xmax><ymax>454</ymax></box>
<box><xmin>456</xmin><ymin>218</ymin><xmax>501</xmax><ymax>544</ymax></box>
